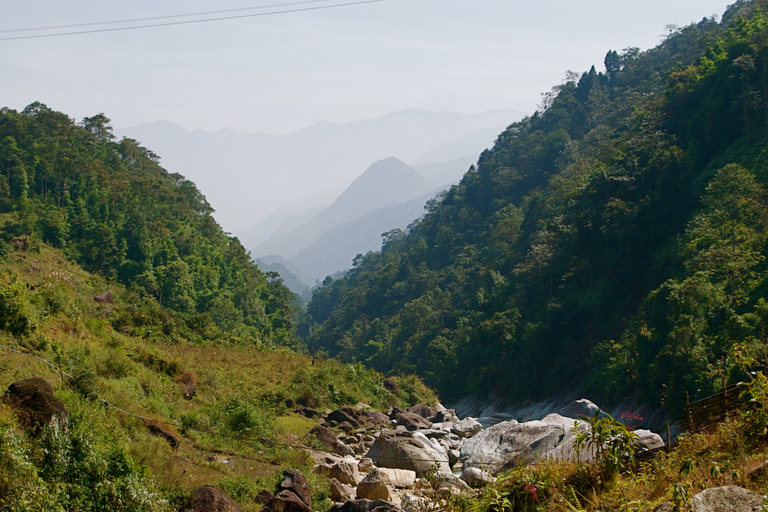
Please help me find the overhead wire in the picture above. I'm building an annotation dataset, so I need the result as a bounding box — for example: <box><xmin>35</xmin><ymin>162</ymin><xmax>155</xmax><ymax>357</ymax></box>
<box><xmin>0</xmin><ymin>0</ymin><xmax>385</xmax><ymax>42</ymax></box>
<box><xmin>0</xmin><ymin>0</ymin><xmax>352</xmax><ymax>34</ymax></box>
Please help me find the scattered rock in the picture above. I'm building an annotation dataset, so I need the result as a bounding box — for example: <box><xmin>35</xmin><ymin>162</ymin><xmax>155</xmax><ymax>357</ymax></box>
<box><xmin>205</xmin><ymin>454</ymin><xmax>230</xmax><ymax>464</ymax></box>
<box><xmin>181</xmin><ymin>485</ymin><xmax>244</xmax><ymax>512</ymax></box>
<box><xmin>451</xmin><ymin>417</ymin><xmax>482</xmax><ymax>438</ymax></box>
<box><xmin>558</xmin><ymin>399</ymin><xmax>600</xmax><ymax>419</ymax></box>
<box><xmin>329</xmin><ymin>499</ymin><xmax>402</xmax><ymax>512</ymax></box>
<box><xmin>309</xmin><ymin>450</ymin><xmax>351</xmax><ymax>466</ymax></box>
<box><xmin>416</xmin><ymin>472</ymin><xmax>469</xmax><ymax>497</ymax></box>
<box><xmin>256</xmin><ymin>490</ymin><xmax>275</xmax><ymax>504</ymax></box>
<box><xmin>412</xmin><ymin>432</ymin><xmax>449</xmax><ymax>462</ymax></box>
<box><xmin>400</xmin><ymin>495</ymin><xmax>428</xmax><ymax>512</ymax></box>
<box><xmin>407</xmin><ymin>404</ymin><xmax>439</xmax><ymax>421</ymax></box>
<box><xmin>634</xmin><ymin>429</ymin><xmax>665</xmax><ymax>452</ymax></box>
<box><xmin>3</xmin><ymin>377</ymin><xmax>67</xmax><ymax>432</ymax></box>
<box><xmin>431</xmin><ymin>409</ymin><xmax>459</xmax><ymax>423</ymax></box>
<box><xmin>389</xmin><ymin>407</ymin><xmax>432</xmax><ymax>431</ymax></box>
<box><xmin>147</xmin><ymin>423</ymin><xmax>179</xmax><ymax>449</ymax></box>
<box><xmin>315</xmin><ymin>459</ymin><xmax>361</xmax><ymax>486</ymax></box>
<box><xmin>366</xmin><ymin>429</ymin><xmax>450</xmax><ymax>476</ymax></box>
<box><xmin>296</xmin><ymin>406</ymin><xmax>321</xmax><ymax>418</ymax></box>
<box><xmin>460</xmin><ymin>467</ymin><xmax>496</xmax><ymax>487</ymax></box>
<box><xmin>93</xmin><ymin>291</ymin><xmax>114</xmax><ymax>304</ymax></box>
<box><xmin>279</xmin><ymin>469</ymin><xmax>312</xmax><ymax>510</ymax></box>
<box><xmin>358</xmin><ymin>458</ymin><xmax>376</xmax><ymax>473</ymax></box>
<box><xmin>364</xmin><ymin>410</ymin><xmax>391</xmax><ymax>425</ymax></box>
<box><xmin>416</xmin><ymin>428</ymin><xmax>448</xmax><ymax>439</ymax></box>
<box><xmin>357</xmin><ymin>469</ymin><xmax>392</xmax><ymax>501</ymax></box>
<box><xmin>262</xmin><ymin>491</ymin><xmax>310</xmax><ymax>512</ymax></box>
<box><xmin>329</xmin><ymin>477</ymin><xmax>356</xmax><ymax>503</ymax></box>
<box><xmin>310</xmin><ymin>425</ymin><xmax>355</xmax><ymax>456</ymax></box>
<box><xmin>328</xmin><ymin>408</ymin><xmax>363</xmax><ymax>428</ymax></box>
<box><xmin>652</xmin><ymin>504</ymin><xmax>673</xmax><ymax>512</ymax></box>
<box><xmin>445</xmin><ymin>432</ymin><xmax>463</xmax><ymax>449</ymax></box>
<box><xmin>376</xmin><ymin>468</ymin><xmax>416</xmax><ymax>489</ymax></box>
<box><xmin>689</xmin><ymin>485</ymin><xmax>765</xmax><ymax>512</ymax></box>
<box><xmin>383</xmin><ymin>379</ymin><xmax>398</xmax><ymax>393</ymax></box>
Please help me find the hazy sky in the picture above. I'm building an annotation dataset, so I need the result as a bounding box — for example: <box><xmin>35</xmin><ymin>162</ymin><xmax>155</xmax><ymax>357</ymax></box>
<box><xmin>2</xmin><ymin>0</ymin><xmax>732</xmax><ymax>135</ymax></box>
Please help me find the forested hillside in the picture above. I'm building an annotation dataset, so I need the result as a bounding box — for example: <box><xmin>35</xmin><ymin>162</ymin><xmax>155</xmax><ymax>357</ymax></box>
<box><xmin>0</xmin><ymin>103</ymin><xmax>298</xmax><ymax>346</ymax></box>
<box><xmin>0</xmin><ymin>102</ymin><xmax>443</xmax><ymax>511</ymax></box>
<box><xmin>303</xmin><ymin>0</ymin><xmax>768</xmax><ymax>415</ymax></box>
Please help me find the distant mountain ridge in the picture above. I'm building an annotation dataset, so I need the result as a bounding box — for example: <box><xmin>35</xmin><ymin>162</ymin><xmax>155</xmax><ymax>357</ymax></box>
<box><xmin>288</xmin><ymin>189</ymin><xmax>442</xmax><ymax>286</ymax></box>
<box><xmin>116</xmin><ymin>108</ymin><xmax>526</xmax><ymax>233</ymax></box>
<box><xmin>250</xmin><ymin>157</ymin><xmax>448</xmax><ymax>287</ymax></box>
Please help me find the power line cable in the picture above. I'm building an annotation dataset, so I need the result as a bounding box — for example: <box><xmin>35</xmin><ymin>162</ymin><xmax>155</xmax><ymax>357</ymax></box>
<box><xmin>0</xmin><ymin>0</ymin><xmax>385</xmax><ymax>42</ymax></box>
<box><xmin>0</xmin><ymin>0</ymin><xmax>345</xmax><ymax>34</ymax></box>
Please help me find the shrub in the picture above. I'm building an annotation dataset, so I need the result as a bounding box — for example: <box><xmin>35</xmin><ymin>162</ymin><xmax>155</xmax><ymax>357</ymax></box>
<box><xmin>0</xmin><ymin>280</ymin><xmax>34</xmax><ymax>336</ymax></box>
<box><xmin>573</xmin><ymin>411</ymin><xmax>638</xmax><ymax>481</ymax></box>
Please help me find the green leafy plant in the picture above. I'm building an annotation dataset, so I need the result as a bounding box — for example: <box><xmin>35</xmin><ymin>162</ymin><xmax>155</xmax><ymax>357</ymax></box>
<box><xmin>573</xmin><ymin>411</ymin><xmax>639</xmax><ymax>479</ymax></box>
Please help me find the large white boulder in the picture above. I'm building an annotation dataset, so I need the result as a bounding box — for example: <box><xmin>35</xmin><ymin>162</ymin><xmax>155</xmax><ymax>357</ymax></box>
<box><xmin>634</xmin><ymin>429</ymin><xmax>665</xmax><ymax>452</ymax></box>
<box><xmin>460</xmin><ymin>414</ymin><xmax>587</xmax><ymax>474</ymax></box>
<box><xmin>376</xmin><ymin>468</ymin><xmax>416</xmax><ymax>489</ymax></box>
<box><xmin>452</xmin><ymin>417</ymin><xmax>483</xmax><ymax>438</ymax></box>
<box><xmin>365</xmin><ymin>429</ymin><xmax>451</xmax><ymax>476</ymax></box>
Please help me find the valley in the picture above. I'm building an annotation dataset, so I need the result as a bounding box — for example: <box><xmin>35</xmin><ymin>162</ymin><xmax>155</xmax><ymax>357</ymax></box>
<box><xmin>4</xmin><ymin>1</ymin><xmax>768</xmax><ymax>510</ymax></box>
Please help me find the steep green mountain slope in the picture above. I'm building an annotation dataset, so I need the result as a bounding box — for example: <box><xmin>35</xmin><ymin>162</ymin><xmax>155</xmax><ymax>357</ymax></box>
<box><xmin>303</xmin><ymin>0</ymin><xmax>768</xmax><ymax>415</ymax></box>
<box><xmin>0</xmin><ymin>104</ymin><xmax>297</xmax><ymax>346</ymax></box>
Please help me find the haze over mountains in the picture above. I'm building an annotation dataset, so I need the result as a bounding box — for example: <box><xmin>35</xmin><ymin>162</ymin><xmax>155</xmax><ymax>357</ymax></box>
<box><xmin>117</xmin><ymin>108</ymin><xmax>526</xmax><ymax>292</ymax></box>
<box><xmin>116</xmin><ymin>108</ymin><xmax>526</xmax><ymax>234</ymax></box>
<box><xmin>254</xmin><ymin>157</ymin><xmax>448</xmax><ymax>294</ymax></box>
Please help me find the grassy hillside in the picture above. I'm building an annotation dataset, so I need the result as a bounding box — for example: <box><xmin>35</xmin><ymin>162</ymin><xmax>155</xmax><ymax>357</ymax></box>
<box><xmin>0</xmin><ymin>243</ymin><xmax>434</xmax><ymax>511</ymax></box>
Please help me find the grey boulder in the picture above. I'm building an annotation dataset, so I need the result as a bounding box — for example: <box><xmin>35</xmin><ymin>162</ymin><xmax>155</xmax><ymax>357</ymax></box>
<box><xmin>357</xmin><ymin>469</ymin><xmax>392</xmax><ymax>501</ymax></box>
<box><xmin>365</xmin><ymin>429</ymin><xmax>450</xmax><ymax>476</ymax></box>
<box><xmin>690</xmin><ymin>485</ymin><xmax>765</xmax><ymax>512</ymax></box>
<box><xmin>460</xmin><ymin>467</ymin><xmax>496</xmax><ymax>487</ymax></box>
<box><xmin>451</xmin><ymin>417</ymin><xmax>482</xmax><ymax>438</ymax></box>
<box><xmin>460</xmin><ymin>414</ymin><xmax>586</xmax><ymax>474</ymax></box>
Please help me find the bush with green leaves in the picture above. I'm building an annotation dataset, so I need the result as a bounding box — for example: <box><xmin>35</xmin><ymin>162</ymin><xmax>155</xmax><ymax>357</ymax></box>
<box><xmin>573</xmin><ymin>411</ymin><xmax>638</xmax><ymax>480</ymax></box>
<box><xmin>0</xmin><ymin>279</ymin><xmax>34</xmax><ymax>336</ymax></box>
<box><xmin>0</xmin><ymin>396</ymin><xmax>171</xmax><ymax>512</ymax></box>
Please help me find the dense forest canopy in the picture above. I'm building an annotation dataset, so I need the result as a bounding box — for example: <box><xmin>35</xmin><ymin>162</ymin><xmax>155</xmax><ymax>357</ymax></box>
<box><xmin>302</xmin><ymin>0</ymin><xmax>768</xmax><ymax>415</ymax></box>
<box><xmin>0</xmin><ymin>103</ymin><xmax>298</xmax><ymax>346</ymax></box>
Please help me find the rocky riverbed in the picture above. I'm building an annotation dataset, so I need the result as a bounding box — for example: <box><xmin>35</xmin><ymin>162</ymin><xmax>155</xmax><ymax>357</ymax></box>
<box><xmin>254</xmin><ymin>398</ymin><xmax>665</xmax><ymax>512</ymax></box>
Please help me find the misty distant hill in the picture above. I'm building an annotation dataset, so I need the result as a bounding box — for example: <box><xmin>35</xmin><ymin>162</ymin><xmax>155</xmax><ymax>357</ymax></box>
<box><xmin>252</xmin><ymin>156</ymin><xmax>436</xmax><ymax>260</ymax></box>
<box><xmin>288</xmin><ymin>190</ymin><xmax>442</xmax><ymax>285</ymax></box>
<box><xmin>116</xmin><ymin>108</ymin><xmax>526</xmax><ymax>233</ymax></box>
<box><xmin>255</xmin><ymin>255</ymin><xmax>315</xmax><ymax>301</ymax></box>
<box><xmin>412</xmin><ymin>126</ymin><xmax>508</xmax><ymax>165</ymax></box>
<box><xmin>412</xmin><ymin>154</ymin><xmax>479</xmax><ymax>186</ymax></box>
<box><xmin>239</xmin><ymin>205</ymin><xmax>328</xmax><ymax>252</ymax></box>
